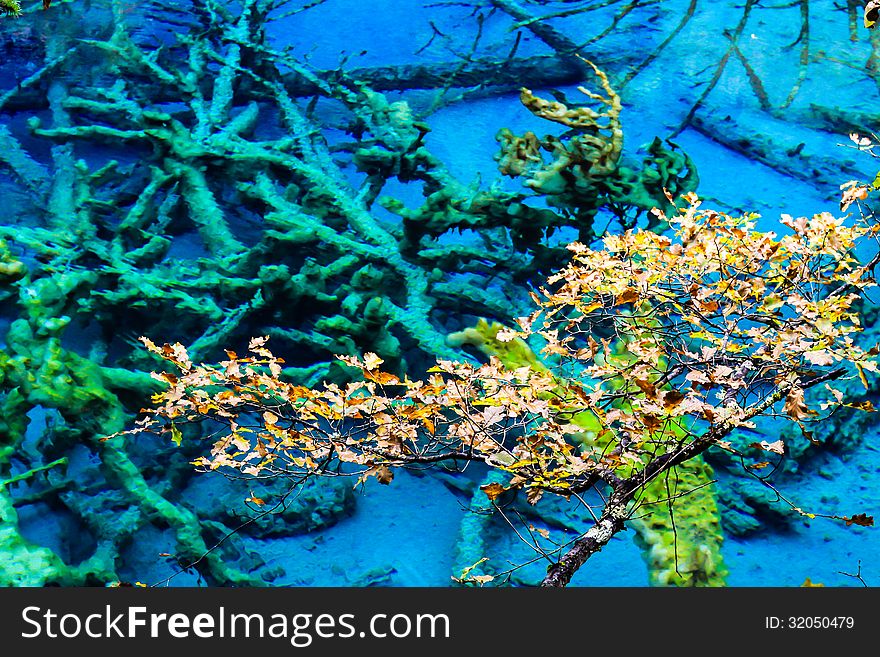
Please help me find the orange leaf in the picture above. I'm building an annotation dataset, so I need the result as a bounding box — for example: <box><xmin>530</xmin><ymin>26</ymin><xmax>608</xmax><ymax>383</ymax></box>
<box><xmin>662</xmin><ymin>389</ymin><xmax>686</xmax><ymax>412</ymax></box>
<box><xmin>365</xmin><ymin>370</ymin><xmax>400</xmax><ymax>385</ymax></box>
<box><xmin>614</xmin><ymin>289</ymin><xmax>640</xmax><ymax>306</ymax></box>
<box><xmin>480</xmin><ymin>482</ymin><xmax>507</xmax><ymax>501</ymax></box>
<box><xmin>634</xmin><ymin>379</ymin><xmax>657</xmax><ymax>398</ymax></box>
<box><xmin>640</xmin><ymin>413</ymin><xmax>662</xmax><ymax>434</ymax></box>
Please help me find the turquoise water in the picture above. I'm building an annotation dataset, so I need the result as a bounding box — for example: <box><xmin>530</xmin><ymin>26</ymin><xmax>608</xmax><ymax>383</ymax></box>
<box><xmin>0</xmin><ymin>0</ymin><xmax>878</xmax><ymax>587</ymax></box>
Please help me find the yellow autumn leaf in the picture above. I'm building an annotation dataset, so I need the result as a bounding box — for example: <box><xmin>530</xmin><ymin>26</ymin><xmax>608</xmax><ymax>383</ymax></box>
<box><xmin>856</xmin><ymin>362</ymin><xmax>870</xmax><ymax>390</ymax></box>
<box><xmin>170</xmin><ymin>424</ymin><xmax>183</xmax><ymax>447</ymax></box>
<box><xmin>362</xmin><ymin>352</ymin><xmax>385</xmax><ymax>371</ymax></box>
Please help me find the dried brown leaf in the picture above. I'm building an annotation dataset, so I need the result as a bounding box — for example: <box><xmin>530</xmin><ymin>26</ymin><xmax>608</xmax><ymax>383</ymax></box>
<box><xmin>749</xmin><ymin>440</ymin><xmax>785</xmax><ymax>455</ymax></box>
<box><xmin>375</xmin><ymin>465</ymin><xmax>394</xmax><ymax>485</ymax></box>
<box><xmin>844</xmin><ymin>513</ymin><xmax>874</xmax><ymax>527</ymax></box>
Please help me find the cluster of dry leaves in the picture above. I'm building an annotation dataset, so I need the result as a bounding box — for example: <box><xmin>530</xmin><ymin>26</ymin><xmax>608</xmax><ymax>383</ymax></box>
<box><xmin>123</xmin><ymin>193</ymin><xmax>879</xmax><ymax>530</ymax></box>
<box><xmin>510</xmin><ymin>192</ymin><xmax>880</xmax><ymax>456</ymax></box>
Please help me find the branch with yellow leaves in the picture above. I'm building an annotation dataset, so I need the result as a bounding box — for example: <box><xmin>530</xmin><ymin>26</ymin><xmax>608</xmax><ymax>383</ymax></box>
<box><xmin>122</xmin><ymin>190</ymin><xmax>880</xmax><ymax>586</ymax></box>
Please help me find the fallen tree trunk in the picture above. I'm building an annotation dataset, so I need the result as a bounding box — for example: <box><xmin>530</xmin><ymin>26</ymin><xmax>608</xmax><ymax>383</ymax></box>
<box><xmin>0</xmin><ymin>50</ymin><xmax>639</xmax><ymax>115</ymax></box>
<box><xmin>690</xmin><ymin>112</ymin><xmax>863</xmax><ymax>193</ymax></box>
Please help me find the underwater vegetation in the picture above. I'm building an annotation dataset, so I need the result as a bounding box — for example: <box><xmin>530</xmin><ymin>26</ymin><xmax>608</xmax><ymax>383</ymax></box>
<box><xmin>0</xmin><ymin>1</ymin><xmax>52</xmax><ymax>19</ymax></box>
<box><xmin>0</xmin><ymin>2</ymin><xmax>20</xmax><ymax>18</ymax></box>
<box><xmin>0</xmin><ymin>0</ymin><xmax>878</xmax><ymax>586</ymax></box>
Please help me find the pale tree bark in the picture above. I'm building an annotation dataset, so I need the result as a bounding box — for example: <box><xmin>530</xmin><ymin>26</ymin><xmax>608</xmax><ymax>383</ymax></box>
<box><xmin>541</xmin><ymin>369</ymin><xmax>847</xmax><ymax>587</ymax></box>
<box><xmin>542</xmin><ymin>500</ymin><xmax>628</xmax><ymax>587</ymax></box>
